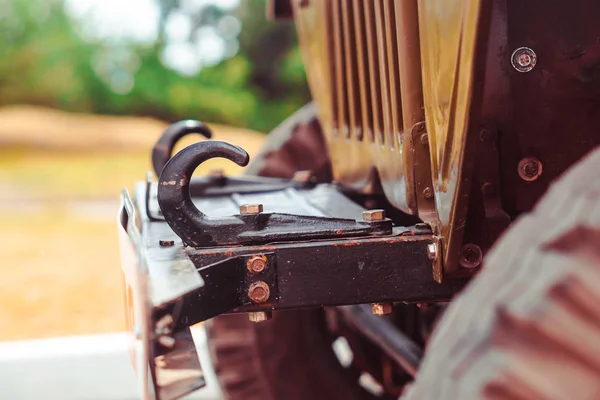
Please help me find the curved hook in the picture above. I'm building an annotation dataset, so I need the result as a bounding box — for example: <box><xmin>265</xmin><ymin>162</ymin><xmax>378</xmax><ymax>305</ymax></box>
<box><xmin>157</xmin><ymin>140</ymin><xmax>249</xmax><ymax>245</ymax></box>
<box><xmin>152</xmin><ymin>120</ymin><xmax>213</xmax><ymax>177</ymax></box>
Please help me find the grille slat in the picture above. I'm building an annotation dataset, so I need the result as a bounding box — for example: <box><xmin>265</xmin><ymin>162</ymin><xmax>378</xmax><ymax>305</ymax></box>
<box><xmin>364</xmin><ymin>0</ymin><xmax>385</xmax><ymax>144</ymax></box>
<box><xmin>352</xmin><ymin>0</ymin><xmax>372</xmax><ymax>141</ymax></box>
<box><xmin>341</xmin><ymin>2</ymin><xmax>361</xmax><ymax>140</ymax></box>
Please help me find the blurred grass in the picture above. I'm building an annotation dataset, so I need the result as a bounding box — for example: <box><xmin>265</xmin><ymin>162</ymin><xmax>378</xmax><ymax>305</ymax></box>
<box><xmin>0</xmin><ymin>106</ymin><xmax>265</xmax><ymax>340</ymax></box>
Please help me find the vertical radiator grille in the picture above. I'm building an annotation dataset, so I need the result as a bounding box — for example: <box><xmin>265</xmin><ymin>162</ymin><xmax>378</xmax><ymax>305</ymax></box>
<box><xmin>326</xmin><ymin>0</ymin><xmax>404</xmax><ymax>149</ymax></box>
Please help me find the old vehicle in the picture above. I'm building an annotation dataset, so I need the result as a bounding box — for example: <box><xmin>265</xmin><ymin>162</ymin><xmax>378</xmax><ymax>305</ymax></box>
<box><xmin>118</xmin><ymin>0</ymin><xmax>600</xmax><ymax>399</ymax></box>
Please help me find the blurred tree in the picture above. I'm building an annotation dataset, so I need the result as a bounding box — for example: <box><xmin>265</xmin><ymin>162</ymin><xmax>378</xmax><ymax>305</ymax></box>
<box><xmin>0</xmin><ymin>0</ymin><xmax>310</xmax><ymax>132</ymax></box>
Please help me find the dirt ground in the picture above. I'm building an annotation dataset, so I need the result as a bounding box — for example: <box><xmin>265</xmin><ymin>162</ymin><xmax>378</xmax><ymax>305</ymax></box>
<box><xmin>0</xmin><ymin>106</ymin><xmax>265</xmax><ymax>340</ymax></box>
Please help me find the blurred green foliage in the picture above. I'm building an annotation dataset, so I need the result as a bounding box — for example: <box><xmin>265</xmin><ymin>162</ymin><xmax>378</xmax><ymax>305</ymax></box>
<box><xmin>0</xmin><ymin>0</ymin><xmax>310</xmax><ymax>132</ymax></box>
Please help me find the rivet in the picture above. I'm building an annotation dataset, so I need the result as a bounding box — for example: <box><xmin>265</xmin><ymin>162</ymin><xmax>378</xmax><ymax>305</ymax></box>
<box><xmin>518</xmin><ymin>157</ymin><xmax>543</xmax><ymax>181</ymax></box>
<box><xmin>511</xmin><ymin>47</ymin><xmax>537</xmax><ymax>72</ymax></box>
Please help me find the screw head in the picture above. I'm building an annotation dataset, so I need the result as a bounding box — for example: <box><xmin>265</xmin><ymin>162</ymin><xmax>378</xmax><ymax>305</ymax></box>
<box><xmin>362</xmin><ymin>209</ymin><xmax>385</xmax><ymax>221</ymax></box>
<box><xmin>372</xmin><ymin>303</ymin><xmax>393</xmax><ymax>316</ymax></box>
<box><xmin>460</xmin><ymin>243</ymin><xmax>483</xmax><ymax>269</ymax></box>
<box><xmin>159</xmin><ymin>240</ymin><xmax>175</xmax><ymax>247</ymax></box>
<box><xmin>240</xmin><ymin>204</ymin><xmax>263</xmax><ymax>215</ymax></box>
<box><xmin>427</xmin><ymin>243</ymin><xmax>438</xmax><ymax>261</ymax></box>
<box><xmin>248</xmin><ymin>281</ymin><xmax>270</xmax><ymax>303</ymax></box>
<box><xmin>248</xmin><ymin>311</ymin><xmax>272</xmax><ymax>323</ymax></box>
<box><xmin>518</xmin><ymin>157</ymin><xmax>543</xmax><ymax>181</ymax></box>
<box><xmin>511</xmin><ymin>47</ymin><xmax>537</xmax><ymax>72</ymax></box>
<box><xmin>420</xmin><ymin>133</ymin><xmax>429</xmax><ymax>145</ymax></box>
<box><xmin>247</xmin><ymin>254</ymin><xmax>268</xmax><ymax>274</ymax></box>
<box><xmin>423</xmin><ymin>187</ymin><xmax>433</xmax><ymax>199</ymax></box>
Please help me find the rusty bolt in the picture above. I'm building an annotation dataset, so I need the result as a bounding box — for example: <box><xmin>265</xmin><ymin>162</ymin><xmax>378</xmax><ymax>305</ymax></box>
<box><xmin>372</xmin><ymin>303</ymin><xmax>393</xmax><ymax>316</ymax></box>
<box><xmin>248</xmin><ymin>311</ymin><xmax>272</xmax><ymax>323</ymax></box>
<box><xmin>247</xmin><ymin>254</ymin><xmax>268</xmax><ymax>274</ymax></box>
<box><xmin>511</xmin><ymin>47</ymin><xmax>537</xmax><ymax>73</ymax></box>
<box><xmin>481</xmin><ymin>182</ymin><xmax>494</xmax><ymax>196</ymax></box>
<box><xmin>248</xmin><ymin>281</ymin><xmax>270</xmax><ymax>303</ymax></box>
<box><xmin>159</xmin><ymin>240</ymin><xmax>175</xmax><ymax>247</ymax></box>
<box><xmin>362</xmin><ymin>209</ymin><xmax>385</xmax><ymax>221</ymax></box>
<box><xmin>293</xmin><ymin>170</ymin><xmax>312</xmax><ymax>182</ymax></box>
<box><xmin>240</xmin><ymin>204</ymin><xmax>263</xmax><ymax>215</ymax></box>
<box><xmin>420</xmin><ymin>133</ymin><xmax>429</xmax><ymax>146</ymax></box>
<box><xmin>460</xmin><ymin>243</ymin><xmax>483</xmax><ymax>269</ymax></box>
<box><xmin>423</xmin><ymin>187</ymin><xmax>433</xmax><ymax>199</ymax></box>
<box><xmin>518</xmin><ymin>157</ymin><xmax>543</xmax><ymax>182</ymax></box>
<box><xmin>427</xmin><ymin>243</ymin><xmax>438</xmax><ymax>261</ymax></box>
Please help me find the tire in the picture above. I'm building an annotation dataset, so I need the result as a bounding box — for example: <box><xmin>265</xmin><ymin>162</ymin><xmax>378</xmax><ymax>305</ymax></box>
<box><xmin>404</xmin><ymin>147</ymin><xmax>600</xmax><ymax>399</ymax></box>
<box><xmin>206</xmin><ymin>103</ymin><xmax>375</xmax><ymax>400</ymax></box>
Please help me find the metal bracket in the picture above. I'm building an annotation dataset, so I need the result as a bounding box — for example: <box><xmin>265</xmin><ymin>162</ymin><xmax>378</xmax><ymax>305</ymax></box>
<box><xmin>156</xmin><ymin>140</ymin><xmax>393</xmax><ymax>247</ymax></box>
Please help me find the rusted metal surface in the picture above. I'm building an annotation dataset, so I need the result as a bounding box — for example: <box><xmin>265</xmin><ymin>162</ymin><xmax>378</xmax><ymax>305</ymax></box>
<box><xmin>151</xmin><ymin>120</ymin><xmax>212</xmax><ymax>178</ymax></box>
<box><xmin>157</xmin><ymin>140</ymin><xmax>392</xmax><ymax>247</ymax></box>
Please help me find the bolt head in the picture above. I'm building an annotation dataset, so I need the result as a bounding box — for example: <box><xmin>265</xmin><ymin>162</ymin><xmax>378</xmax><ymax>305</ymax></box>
<box><xmin>423</xmin><ymin>187</ymin><xmax>433</xmax><ymax>199</ymax></box>
<box><xmin>248</xmin><ymin>281</ymin><xmax>270</xmax><ymax>303</ymax></box>
<box><xmin>420</xmin><ymin>133</ymin><xmax>429</xmax><ymax>146</ymax></box>
<box><xmin>511</xmin><ymin>47</ymin><xmax>537</xmax><ymax>72</ymax></box>
<box><xmin>247</xmin><ymin>254</ymin><xmax>268</xmax><ymax>274</ymax></box>
<box><xmin>518</xmin><ymin>157</ymin><xmax>543</xmax><ymax>182</ymax></box>
<box><xmin>362</xmin><ymin>209</ymin><xmax>385</xmax><ymax>221</ymax></box>
<box><xmin>240</xmin><ymin>204</ymin><xmax>263</xmax><ymax>215</ymax></box>
<box><xmin>460</xmin><ymin>243</ymin><xmax>483</xmax><ymax>269</ymax></box>
<box><xmin>248</xmin><ymin>311</ymin><xmax>272</xmax><ymax>323</ymax></box>
<box><xmin>372</xmin><ymin>303</ymin><xmax>393</xmax><ymax>316</ymax></box>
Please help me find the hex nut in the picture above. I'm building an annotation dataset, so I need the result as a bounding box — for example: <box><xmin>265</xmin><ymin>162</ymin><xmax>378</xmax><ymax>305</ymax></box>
<box><xmin>372</xmin><ymin>303</ymin><xmax>393</xmax><ymax>316</ymax></box>
<box><xmin>427</xmin><ymin>243</ymin><xmax>438</xmax><ymax>261</ymax></box>
<box><xmin>240</xmin><ymin>204</ymin><xmax>264</xmax><ymax>215</ymax></box>
<box><xmin>247</xmin><ymin>254</ymin><xmax>268</xmax><ymax>274</ymax></box>
<box><xmin>248</xmin><ymin>281</ymin><xmax>270</xmax><ymax>303</ymax></box>
<box><xmin>293</xmin><ymin>170</ymin><xmax>312</xmax><ymax>182</ymax></box>
<box><xmin>248</xmin><ymin>311</ymin><xmax>272</xmax><ymax>323</ymax></box>
<box><xmin>363</xmin><ymin>209</ymin><xmax>385</xmax><ymax>221</ymax></box>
